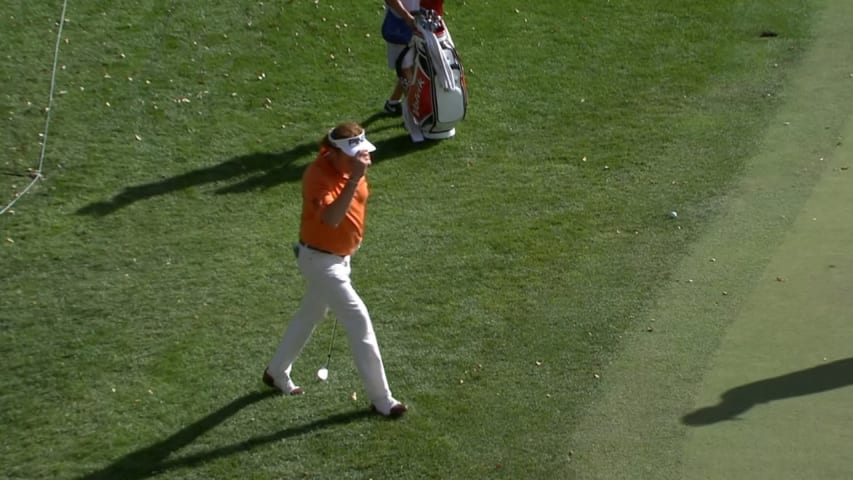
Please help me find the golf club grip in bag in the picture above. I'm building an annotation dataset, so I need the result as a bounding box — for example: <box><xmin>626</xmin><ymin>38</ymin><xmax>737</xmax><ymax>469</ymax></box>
<box><xmin>397</xmin><ymin>9</ymin><xmax>467</xmax><ymax>141</ymax></box>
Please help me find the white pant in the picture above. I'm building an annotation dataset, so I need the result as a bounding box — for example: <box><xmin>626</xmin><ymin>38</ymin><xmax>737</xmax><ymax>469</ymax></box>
<box><xmin>267</xmin><ymin>245</ymin><xmax>396</xmax><ymax>411</ymax></box>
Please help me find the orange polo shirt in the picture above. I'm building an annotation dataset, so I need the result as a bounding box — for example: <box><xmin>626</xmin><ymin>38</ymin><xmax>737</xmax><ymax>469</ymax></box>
<box><xmin>299</xmin><ymin>149</ymin><xmax>368</xmax><ymax>256</ymax></box>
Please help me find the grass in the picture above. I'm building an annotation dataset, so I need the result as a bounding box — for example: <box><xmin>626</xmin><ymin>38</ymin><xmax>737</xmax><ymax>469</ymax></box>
<box><xmin>1</xmin><ymin>0</ymin><xmax>818</xmax><ymax>478</ymax></box>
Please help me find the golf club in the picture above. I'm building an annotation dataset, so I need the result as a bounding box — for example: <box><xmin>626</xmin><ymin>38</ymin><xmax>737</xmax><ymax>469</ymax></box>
<box><xmin>316</xmin><ymin>319</ymin><xmax>337</xmax><ymax>381</ymax></box>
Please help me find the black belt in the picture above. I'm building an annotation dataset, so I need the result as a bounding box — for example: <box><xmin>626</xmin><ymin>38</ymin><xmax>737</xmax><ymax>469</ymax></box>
<box><xmin>299</xmin><ymin>242</ymin><xmax>342</xmax><ymax>257</ymax></box>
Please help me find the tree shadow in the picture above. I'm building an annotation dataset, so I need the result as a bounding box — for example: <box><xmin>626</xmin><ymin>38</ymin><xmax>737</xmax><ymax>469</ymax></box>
<box><xmin>75</xmin><ymin>390</ymin><xmax>374</xmax><ymax>480</ymax></box>
<box><xmin>76</xmin><ymin>113</ymin><xmax>440</xmax><ymax>217</ymax></box>
<box><xmin>681</xmin><ymin>357</ymin><xmax>853</xmax><ymax>426</ymax></box>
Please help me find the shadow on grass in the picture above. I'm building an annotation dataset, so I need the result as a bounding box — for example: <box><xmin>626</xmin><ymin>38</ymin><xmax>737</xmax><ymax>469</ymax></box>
<box><xmin>681</xmin><ymin>357</ymin><xmax>853</xmax><ymax>426</ymax></box>
<box><xmin>75</xmin><ymin>390</ymin><xmax>374</xmax><ymax>480</ymax></box>
<box><xmin>76</xmin><ymin>114</ymin><xmax>439</xmax><ymax>217</ymax></box>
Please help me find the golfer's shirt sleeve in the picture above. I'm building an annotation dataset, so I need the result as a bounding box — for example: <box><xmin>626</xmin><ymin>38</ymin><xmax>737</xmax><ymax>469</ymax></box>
<box><xmin>303</xmin><ymin>173</ymin><xmax>338</xmax><ymax>223</ymax></box>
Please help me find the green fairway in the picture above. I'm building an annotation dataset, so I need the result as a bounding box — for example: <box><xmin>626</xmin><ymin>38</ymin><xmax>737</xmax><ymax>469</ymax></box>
<box><xmin>681</xmin><ymin>72</ymin><xmax>853</xmax><ymax>480</ymax></box>
<box><xmin>2</xmin><ymin>1</ymin><xmax>846</xmax><ymax>479</ymax></box>
<box><xmin>569</xmin><ymin>0</ymin><xmax>853</xmax><ymax>478</ymax></box>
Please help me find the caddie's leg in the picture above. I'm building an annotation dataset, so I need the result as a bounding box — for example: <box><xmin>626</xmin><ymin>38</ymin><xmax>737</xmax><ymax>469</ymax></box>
<box><xmin>385</xmin><ymin>42</ymin><xmax>408</xmax><ymax>115</ymax></box>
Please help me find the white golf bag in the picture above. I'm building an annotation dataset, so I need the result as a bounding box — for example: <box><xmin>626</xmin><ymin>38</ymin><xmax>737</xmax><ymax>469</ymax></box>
<box><xmin>397</xmin><ymin>9</ymin><xmax>468</xmax><ymax>142</ymax></box>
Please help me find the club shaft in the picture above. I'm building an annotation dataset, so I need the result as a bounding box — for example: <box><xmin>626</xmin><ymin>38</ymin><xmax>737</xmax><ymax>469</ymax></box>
<box><xmin>324</xmin><ymin>319</ymin><xmax>337</xmax><ymax>367</ymax></box>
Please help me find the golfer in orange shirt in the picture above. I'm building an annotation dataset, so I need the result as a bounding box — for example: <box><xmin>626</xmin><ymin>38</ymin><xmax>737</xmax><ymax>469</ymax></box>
<box><xmin>263</xmin><ymin>122</ymin><xmax>407</xmax><ymax>418</ymax></box>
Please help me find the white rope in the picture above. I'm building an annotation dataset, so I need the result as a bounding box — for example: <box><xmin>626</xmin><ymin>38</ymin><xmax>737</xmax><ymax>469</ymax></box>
<box><xmin>1</xmin><ymin>0</ymin><xmax>69</xmax><ymax>216</ymax></box>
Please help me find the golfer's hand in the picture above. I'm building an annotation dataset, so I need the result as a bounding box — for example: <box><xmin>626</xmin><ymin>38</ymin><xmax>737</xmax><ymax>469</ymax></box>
<box><xmin>350</xmin><ymin>151</ymin><xmax>371</xmax><ymax>180</ymax></box>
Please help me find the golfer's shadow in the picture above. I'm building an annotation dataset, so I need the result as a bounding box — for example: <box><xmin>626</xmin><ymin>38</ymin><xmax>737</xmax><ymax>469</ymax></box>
<box><xmin>681</xmin><ymin>357</ymin><xmax>853</xmax><ymax>426</ymax></box>
<box><xmin>75</xmin><ymin>140</ymin><xmax>313</xmax><ymax>216</ymax></box>
<box><xmin>76</xmin><ymin>114</ymin><xmax>437</xmax><ymax>217</ymax></box>
<box><xmin>75</xmin><ymin>390</ymin><xmax>373</xmax><ymax>480</ymax></box>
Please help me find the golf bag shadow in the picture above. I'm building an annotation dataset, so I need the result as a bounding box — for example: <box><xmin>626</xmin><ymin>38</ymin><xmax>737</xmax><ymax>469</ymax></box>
<box><xmin>396</xmin><ymin>9</ymin><xmax>468</xmax><ymax>142</ymax></box>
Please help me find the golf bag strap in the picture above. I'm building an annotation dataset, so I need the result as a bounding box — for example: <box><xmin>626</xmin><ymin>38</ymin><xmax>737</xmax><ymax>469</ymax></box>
<box><xmin>394</xmin><ymin>45</ymin><xmax>412</xmax><ymax>81</ymax></box>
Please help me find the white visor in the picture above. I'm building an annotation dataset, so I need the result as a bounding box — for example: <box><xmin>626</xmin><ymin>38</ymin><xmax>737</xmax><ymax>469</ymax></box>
<box><xmin>328</xmin><ymin>130</ymin><xmax>377</xmax><ymax>157</ymax></box>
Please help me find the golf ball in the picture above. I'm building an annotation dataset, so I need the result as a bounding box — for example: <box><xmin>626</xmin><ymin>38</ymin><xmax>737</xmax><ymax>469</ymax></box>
<box><xmin>669</xmin><ymin>211</ymin><xmax>678</xmax><ymax>219</ymax></box>
<box><xmin>316</xmin><ymin>368</ymin><xmax>328</xmax><ymax>381</ymax></box>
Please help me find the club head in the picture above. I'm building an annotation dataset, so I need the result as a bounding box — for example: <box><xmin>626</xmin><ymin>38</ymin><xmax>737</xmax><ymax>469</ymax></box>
<box><xmin>316</xmin><ymin>367</ymin><xmax>329</xmax><ymax>382</ymax></box>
